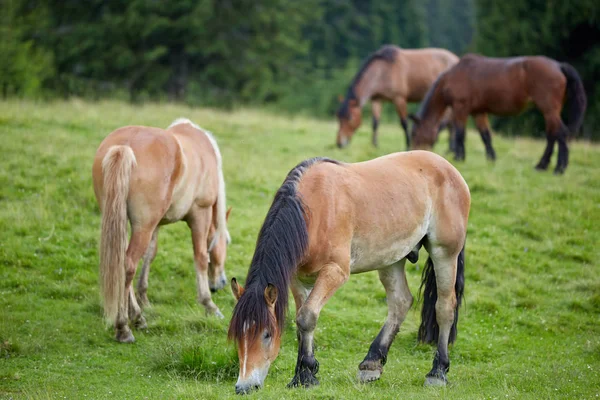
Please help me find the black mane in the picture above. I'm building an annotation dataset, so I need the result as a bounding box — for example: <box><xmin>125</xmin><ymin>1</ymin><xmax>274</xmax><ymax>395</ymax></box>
<box><xmin>228</xmin><ymin>157</ymin><xmax>340</xmax><ymax>341</ymax></box>
<box><xmin>337</xmin><ymin>45</ymin><xmax>399</xmax><ymax>120</ymax></box>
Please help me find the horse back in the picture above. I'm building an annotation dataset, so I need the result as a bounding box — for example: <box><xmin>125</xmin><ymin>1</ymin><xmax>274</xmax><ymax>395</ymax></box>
<box><xmin>396</xmin><ymin>48</ymin><xmax>459</xmax><ymax>102</ymax></box>
<box><xmin>163</xmin><ymin>123</ymin><xmax>220</xmax><ymax>221</ymax></box>
<box><xmin>297</xmin><ymin>151</ymin><xmax>469</xmax><ymax>275</ymax></box>
<box><xmin>445</xmin><ymin>54</ymin><xmax>566</xmax><ymax>115</ymax></box>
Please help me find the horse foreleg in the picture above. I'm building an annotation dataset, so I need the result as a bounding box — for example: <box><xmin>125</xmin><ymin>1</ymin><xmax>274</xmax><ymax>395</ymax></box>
<box><xmin>358</xmin><ymin>260</ymin><xmax>412</xmax><ymax>383</ymax></box>
<box><xmin>474</xmin><ymin>113</ymin><xmax>496</xmax><ymax>161</ymax></box>
<box><xmin>288</xmin><ymin>262</ymin><xmax>349</xmax><ymax>388</ymax></box>
<box><xmin>371</xmin><ymin>100</ymin><xmax>382</xmax><ymax>148</ymax></box>
<box><xmin>454</xmin><ymin>126</ymin><xmax>466</xmax><ymax>161</ymax></box>
<box><xmin>136</xmin><ymin>227</ymin><xmax>159</xmax><ymax>308</ymax></box>
<box><xmin>188</xmin><ymin>208</ymin><xmax>223</xmax><ymax>318</ymax></box>
<box><xmin>393</xmin><ymin>97</ymin><xmax>410</xmax><ymax>150</ymax></box>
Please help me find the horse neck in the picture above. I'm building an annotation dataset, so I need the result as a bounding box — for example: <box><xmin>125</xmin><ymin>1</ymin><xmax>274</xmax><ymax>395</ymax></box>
<box><xmin>353</xmin><ymin>62</ymin><xmax>386</xmax><ymax>106</ymax></box>
<box><xmin>420</xmin><ymin>80</ymin><xmax>448</xmax><ymax>128</ymax></box>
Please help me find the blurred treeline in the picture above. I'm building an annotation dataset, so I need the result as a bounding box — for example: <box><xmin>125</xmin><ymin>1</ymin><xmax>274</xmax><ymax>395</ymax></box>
<box><xmin>1</xmin><ymin>0</ymin><xmax>599</xmax><ymax>138</ymax></box>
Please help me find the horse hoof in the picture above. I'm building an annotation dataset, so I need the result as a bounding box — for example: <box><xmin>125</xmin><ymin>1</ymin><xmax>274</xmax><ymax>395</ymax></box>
<box><xmin>535</xmin><ymin>164</ymin><xmax>547</xmax><ymax>171</ymax></box>
<box><xmin>134</xmin><ymin>316</ymin><xmax>147</xmax><ymax>330</ymax></box>
<box><xmin>553</xmin><ymin>168</ymin><xmax>565</xmax><ymax>175</ymax></box>
<box><xmin>137</xmin><ymin>295</ymin><xmax>151</xmax><ymax>308</ymax></box>
<box><xmin>116</xmin><ymin>329</ymin><xmax>135</xmax><ymax>343</ymax></box>
<box><xmin>358</xmin><ymin>369</ymin><xmax>381</xmax><ymax>383</ymax></box>
<box><xmin>213</xmin><ymin>309</ymin><xmax>225</xmax><ymax>319</ymax></box>
<box><xmin>424</xmin><ymin>375</ymin><xmax>447</xmax><ymax>387</ymax></box>
<box><xmin>287</xmin><ymin>374</ymin><xmax>319</xmax><ymax>388</ymax></box>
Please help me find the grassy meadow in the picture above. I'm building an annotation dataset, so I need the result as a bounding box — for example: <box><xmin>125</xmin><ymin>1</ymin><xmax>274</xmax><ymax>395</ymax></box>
<box><xmin>1</xmin><ymin>100</ymin><xmax>599</xmax><ymax>399</ymax></box>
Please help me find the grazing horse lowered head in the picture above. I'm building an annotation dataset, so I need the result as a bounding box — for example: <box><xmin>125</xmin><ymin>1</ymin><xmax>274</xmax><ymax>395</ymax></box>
<box><xmin>92</xmin><ymin>118</ymin><xmax>231</xmax><ymax>343</ymax></box>
<box><xmin>228</xmin><ymin>151</ymin><xmax>470</xmax><ymax>394</ymax></box>
<box><xmin>410</xmin><ymin>54</ymin><xmax>587</xmax><ymax>174</ymax></box>
<box><xmin>336</xmin><ymin>45</ymin><xmax>458</xmax><ymax>149</ymax></box>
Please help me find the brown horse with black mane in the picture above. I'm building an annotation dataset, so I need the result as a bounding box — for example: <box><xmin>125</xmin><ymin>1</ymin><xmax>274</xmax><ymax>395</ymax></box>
<box><xmin>92</xmin><ymin>118</ymin><xmax>231</xmax><ymax>343</ymax></box>
<box><xmin>228</xmin><ymin>151</ymin><xmax>470</xmax><ymax>394</ymax></box>
<box><xmin>410</xmin><ymin>54</ymin><xmax>587</xmax><ymax>174</ymax></box>
<box><xmin>336</xmin><ymin>45</ymin><xmax>458</xmax><ymax>149</ymax></box>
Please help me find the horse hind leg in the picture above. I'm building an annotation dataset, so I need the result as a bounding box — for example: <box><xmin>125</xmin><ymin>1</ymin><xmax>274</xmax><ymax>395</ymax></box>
<box><xmin>358</xmin><ymin>260</ymin><xmax>412</xmax><ymax>383</ymax></box>
<box><xmin>136</xmin><ymin>227</ymin><xmax>159</xmax><ymax>308</ymax></box>
<box><xmin>118</xmin><ymin>226</ymin><xmax>156</xmax><ymax>341</ymax></box>
<box><xmin>554</xmin><ymin>122</ymin><xmax>570</xmax><ymax>174</ymax></box>
<box><xmin>420</xmin><ymin>248</ymin><xmax>463</xmax><ymax>386</ymax></box>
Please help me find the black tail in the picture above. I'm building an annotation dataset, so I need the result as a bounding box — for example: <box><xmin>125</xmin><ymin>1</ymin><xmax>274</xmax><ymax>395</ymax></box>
<box><xmin>418</xmin><ymin>246</ymin><xmax>465</xmax><ymax>344</ymax></box>
<box><xmin>560</xmin><ymin>63</ymin><xmax>587</xmax><ymax>134</ymax></box>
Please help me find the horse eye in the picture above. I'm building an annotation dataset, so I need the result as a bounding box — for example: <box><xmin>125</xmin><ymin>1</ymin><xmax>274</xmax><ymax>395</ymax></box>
<box><xmin>263</xmin><ymin>331</ymin><xmax>271</xmax><ymax>340</ymax></box>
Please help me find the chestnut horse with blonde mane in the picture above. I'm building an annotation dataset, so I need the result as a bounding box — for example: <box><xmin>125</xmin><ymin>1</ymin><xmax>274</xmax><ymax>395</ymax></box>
<box><xmin>410</xmin><ymin>54</ymin><xmax>587</xmax><ymax>174</ymax></box>
<box><xmin>228</xmin><ymin>151</ymin><xmax>470</xmax><ymax>394</ymax></box>
<box><xmin>92</xmin><ymin>118</ymin><xmax>231</xmax><ymax>343</ymax></box>
<box><xmin>336</xmin><ymin>45</ymin><xmax>458</xmax><ymax>149</ymax></box>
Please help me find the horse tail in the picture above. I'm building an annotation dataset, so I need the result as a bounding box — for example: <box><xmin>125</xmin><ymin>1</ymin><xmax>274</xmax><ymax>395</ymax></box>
<box><xmin>418</xmin><ymin>245</ymin><xmax>465</xmax><ymax>344</ymax></box>
<box><xmin>560</xmin><ymin>62</ymin><xmax>587</xmax><ymax>134</ymax></box>
<box><xmin>99</xmin><ymin>145</ymin><xmax>136</xmax><ymax>325</ymax></box>
<box><xmin>208</xmin><ymin>157</ymin><xmax>230</xmax><ymax>251</ymax></box>
<box><xmin>207</xmin><ymin>140</ymin><xmax>230</xmax><ymax>252</ymax></box>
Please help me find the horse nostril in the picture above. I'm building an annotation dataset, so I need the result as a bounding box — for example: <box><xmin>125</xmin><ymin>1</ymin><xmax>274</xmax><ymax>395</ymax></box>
<box><xmin>235</xmin><ymin>384</ymin><xmax>260</xmax><ymax>395</ymax></box>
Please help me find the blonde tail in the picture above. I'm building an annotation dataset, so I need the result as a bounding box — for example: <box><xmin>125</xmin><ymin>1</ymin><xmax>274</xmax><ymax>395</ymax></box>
<box><xmin>100</xmin><ymin>145</ymin><xmax>136</xmax><ymax>324</ymax></box>
<box><xmin>207</xmin><ymin>136</ymin><xmax>230</xmax><ymax>251</ymax></box>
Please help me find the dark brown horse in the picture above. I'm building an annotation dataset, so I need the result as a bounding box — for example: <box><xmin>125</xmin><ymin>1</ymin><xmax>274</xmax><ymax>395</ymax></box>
<box><xmin>336</xmin><ymin>45</ymin><xmax>458</xmax><ymax>149</ymax></box>
<box><xmin>410</xmin><ymin>54</ymin><xmax>587</xmax><ymax>174</ymax></box>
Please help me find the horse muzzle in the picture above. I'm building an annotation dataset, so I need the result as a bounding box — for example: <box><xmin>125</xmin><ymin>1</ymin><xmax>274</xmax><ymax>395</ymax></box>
<box><xmin>235</xmin><ymin>383</ymin><xmax>260</xmax><ymax>395</ymax></box>
<box><xmin>209</xmin><ymin>272</ymin><xmax>228</xmax><ymax>293</ymax></box>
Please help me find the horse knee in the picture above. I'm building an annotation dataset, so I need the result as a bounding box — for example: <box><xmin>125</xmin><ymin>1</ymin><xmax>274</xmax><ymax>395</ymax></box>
<box><xmin>401</xmin><ymin>294</ymin><xmax>413</xmax><ymax>313</ymax></box>
<box><xmin>296</xmin><ymin>307</ymin><xmax>317</xmax><ymax>333</ymax></box>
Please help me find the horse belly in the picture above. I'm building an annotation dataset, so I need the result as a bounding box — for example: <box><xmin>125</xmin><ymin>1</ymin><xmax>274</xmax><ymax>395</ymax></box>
<box><xmin>349</xmin><ymin>223</ymin><xmax>427</xmax><ymax>273</ymax></box>
<box><xmin>161</xmin><ymin>193</ymin><xmax>195</xmax><ymax>224</ymax></box>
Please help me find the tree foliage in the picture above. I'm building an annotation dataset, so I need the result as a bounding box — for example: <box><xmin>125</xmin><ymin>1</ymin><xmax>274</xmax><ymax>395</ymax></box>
<box><xmin>1</xmin><ymin>0</ymin><xmax>599</xmax><ymax>138</ymax></box>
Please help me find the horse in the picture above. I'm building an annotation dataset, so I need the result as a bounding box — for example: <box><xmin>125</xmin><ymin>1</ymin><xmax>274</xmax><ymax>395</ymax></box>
<box><xmin>410</xmin><ymin>54</ymin><xmax>587</xmax><ymax>174</ymax></box>
<box><xmin>92</xmin><ymin>118</ymin><xmax>231</xmax><ymax>343</ymax></box>
<box><xmin>228</xmin><ymin>151</ymin><xmax>470</xmax><ymax>394</ymax></box>
<box><xmin>335</xmin><ymin>45</ymin><xmax>458</xmax><ymax>149</ymax></box>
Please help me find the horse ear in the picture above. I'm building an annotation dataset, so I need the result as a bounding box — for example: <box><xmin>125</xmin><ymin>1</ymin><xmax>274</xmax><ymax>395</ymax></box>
<box><xmin>231</xmin><ymin>277</ymin><xmax>244</xmax><ymax>301</ymax></box>
<box><xmin>264</xmin><ymin>284</ymin><xmax>278</xmax><ymax>309</ymax></box>
<box><xmin>408</xmin><ymin>113</ymin><xmax>421</xmax><ymax>124</ymax></box>
<box><xmin>338</xmin><ymin>94</ymin><xmax>344</xmax><ymax>103</ymax></box>
<box><xmin>226</xmin><ymin>207</ymin><xmax>232</xmax><ymax>222</ymax></box>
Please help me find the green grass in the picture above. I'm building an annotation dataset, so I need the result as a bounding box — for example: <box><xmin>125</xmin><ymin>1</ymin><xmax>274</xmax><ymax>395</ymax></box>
<box><xmin>1</xmin><ymin>99</ymin><xmax>599</xmax><ymax>399</ymax></box>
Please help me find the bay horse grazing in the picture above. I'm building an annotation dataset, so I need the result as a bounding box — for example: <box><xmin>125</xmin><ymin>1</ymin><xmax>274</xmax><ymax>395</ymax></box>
<box><xmin>92</xmin><ymin>118</ymin><xmax>231</xmax><ymax>343</ymax></box>
<box><xmin>228</xmin><ymin>151</ymin><xmax>470</xmax><ymax>394</ymax></box>
<box><xmin>410</xmin><ymin>54</ymin><xmax>587</xmax><ymax>174</ymax></box>
<box><xmin>336</xmin><ymin>45</ymin><xmax>458</xmax><ymax>149</ymax></box>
